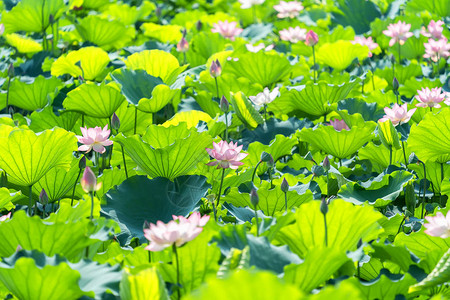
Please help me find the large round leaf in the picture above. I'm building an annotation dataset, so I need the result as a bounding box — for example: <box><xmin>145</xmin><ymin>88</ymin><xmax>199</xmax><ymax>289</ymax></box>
<box><xmin>9</xmin><ymin>76</ymin><xmax>62</xmax><ymax>111</ymax></box>
<box><xmin>0</xmin><ymin>127</ymin><xmax>77</xmax><ymax>186</ymax></box>
<box><xmin>4</xmin><ymin>34</ymin><xmax>43</xmax><ymax>54</ymax></box>
<box><xmin>316</xmin><ymin>41</ymin><xmax>369</xmax><ymax>71</ymax></box>
<box><xmin>408</xmin><ymin>108</ymin><xmax>450</xmax><ymax>163</ymax></box>
<box><xmin>64</xmin><ymin>82</ymin><xmax>125</xmax><ymax>118</ymax></box>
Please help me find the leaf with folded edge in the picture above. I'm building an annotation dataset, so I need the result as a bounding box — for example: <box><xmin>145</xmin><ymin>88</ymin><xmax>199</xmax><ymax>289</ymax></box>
<box><xmin>316</xmin><ymin>41</ymin><xmax>369</xmax><ymax>71</ymax></box>
<box><xmin>0</xmin><ymin>127</ymin><xmax>77</xmax><ymax>186</ymax></box>
<box><xmin>0</xmin><ymin>188</ymin><xmax>23</xmax><ymax>211</ymax></box>
<box><xmin>120</xmin><ymin>267</ymin><xmax>169</xmax><ymax>300</ymax></box>
<box><xmin>409</xmin><ymin>248</ymin><xmax>450</xmax><ymax>292</ymax></box>
<box><xmin>4</xmin><ymin>34</ymin><xmax>43</xmax><ymax>54</ymax></box>
<box><xmin>64</xmin><ymin>82</ymin><xmax>125</xmax><ymax>118</ymax></box>
<box><xmin>229</xmin><ymin>92</ymin><xmax>264</xmax><ymax>129</ymax></box>
<box><xmin>9</xmin><ymin>76</ymin><xmax>62</xmax><ymax>111</ymax></box>
<box><xmin>29</xmin><ymin>106</ymin><xmax>80</xmax><ymax>132</ymax></box>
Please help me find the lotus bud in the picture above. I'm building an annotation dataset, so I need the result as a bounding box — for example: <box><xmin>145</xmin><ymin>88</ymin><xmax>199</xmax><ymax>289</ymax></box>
<box><xmin>8</xmin><ymin>63</ymin><xmax>14</xmax><ymax>78</ymax></box>
<box><xmin>8</xmin><ymin>107</ymin><xmax>14</xmax><ymax>116</ymax></box>
<box><xmin>408</xmin><ymin>153</ymin><xmax>419</xmax><ymax>165</ymax></box>
<box><xmin>79</xmin><ymin>155</ymin><xmax>86</xmax><ymax>169</ymax></box>
<box><xmin>111</xmin><ymin>112</ymin><xmax>120</xmax><ymax>131</ymax></box>
<box><xmin>220</xmin><ymin>95</ymin><xmax>229</xmax><ymax>113</ymax></box>
<box><xmin>392</xmin><ymin>77</ymin><xmax>399</xmax><ymax>93</ymax></box>
<box><xmin>250</xmin><ymin>188</ymin><xmax>259</xmax><ymax>208</ymax></box>
<box><xmin>312</xmin><ymin>165</ymin><xmax>325</xmax><ymax>176</ymax></box>
<box><xmin>80</xmin><ymin>167</ymin><xmax>101</xmax><ymax>193</ymax></box>
<box><xmin>305</xmin><ymin>30</ymin><xmax>319</xmax><ymax>47</ymax></box>
<box><xmin>176</xmin><ymin>37</ymin><xmax>189</xmax><ymax>53</ymax></box>
<box><xmin>304</xmin><ymin>151</ymin><xmax>314</xmax><ymax>162</ymax></box>
<box><xmin>320</xmin><ymin>197</ymin><xmax>328</xmax><ymax>215</ymax></box>
<box><xmin>49</xmin><ymin>14</ymin><xmax>54</xmax><ymax>24</ymax></box>
<box><xmin>196</xmin><ymin>20</ymin><xmax>203</xmax><ymax>31</ymax></box>
<box><xmin>210</xmin><ymin>59</ymin><xmax>222</xmax><ymax>78</ymax></box>
<box><xmin>280</xmin><ymin>178</ymin><xmax>289</xmax><ymax>193</ymax></box>
<box><xmin>143</xmin><ymin>220</ymin><xmax>150</xmax><ymax>229</ymax></box>
<box><xmin>39</xmin><ymin>189</ymin><xmax>48</xmax><ymax>205</ymax></box>
<box><xmin>260</xmin><ymin>151</ymin><xmax>272</xmax><ymax>163</ymax></box>
<box><xmin>267</xmin><ymin>156</ymin><xmax>274</xmax><ymax>168</ymax></box>
<box><xmin>323</xmin><ymin>156</ymin><xmax>330</xmax><ymax>172</ymax></box>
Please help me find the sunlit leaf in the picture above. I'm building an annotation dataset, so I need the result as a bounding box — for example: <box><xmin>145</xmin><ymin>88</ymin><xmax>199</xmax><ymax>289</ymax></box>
<box><xmin>316</xmin><ymin>41</ymin><xmax>369</xmax><ymax>71</ymax></box>
<box><xmin>4</xmin><ymin>34</ymin><xmax>43</xmax><ymax>53</ymax></box>
<box><xmin>120</xmin><ymin>267</ymin><xmax>169</xmax><ymax>300</ymax></box>
<box><xmin>141</xmin><ymin>23</ymin><xmax>183</xmax><ymax>43</ymax></box>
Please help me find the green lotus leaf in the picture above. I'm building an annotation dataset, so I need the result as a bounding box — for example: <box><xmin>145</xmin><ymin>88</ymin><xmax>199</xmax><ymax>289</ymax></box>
<box><xmin>358</xmin><ymin>142</ymin><xmax>404</xmax><ymax>172</ymax></box>
<box><xmin>316</xmin><ymin>40</ymin><xmax>369</xmax><ymax>71</ymax></box>
<box><xmin>124</xmin><ymin>50</ymin><xmax>188</xmax><ymax>85</ymax></box>
<box><xmin>33</xmin><ymin>157</ymin><xmax>81</xmax><ymax>203</ymax></box>
<box><xmin>223</xmin><ymin>52</ymin><xmax>293</xmax><ymax>87</ymax></box>
<box><xmin>141</xmin><ymin>23</ymin><xmax>183</xmax><ymax>43</ymax></box>
<box><xmin>138</xmin><ymin>85</ymin><xmax>181</xmax><ymax>113</ymax></box>
<box><xmin>409</xmin><ymin>108</ymin><xmax>450</xmax><ymax>163</ymax></box>
<box><xmin>378</xmin><ymin>119</ymin><xmax>401</xmax><ymax>151</ymax></box>
<box><xmin>399</xmin><ymin>77</ymin><xmax>441</xmax><ymax>99</ymax></box>
<box><xmin>2</xmin><ymin>0</ymin><xmax>66</xmax><ymax>33</ymax></box>
<box><xmin>103</xmin><ymin>175</ymin><xmax>209</xmax><ymax>243</ymax></box>
<box><xmin>270</xmin><ymin>80</ymin><xmax>359</xmax><ymax>116</ymax></box>
<box><xmin>0</xmin><ymin>127</ymin><xmax>77</xmax><ymax>186</ymax></box>
<box><xmin>409</xmin><ymin>248</ymin><xmax>450</xmax><ymax>292</ymax></box>
<box><xmin>223</xmin><ymin>182</ymin><xmax>313</xmax><ymax>216</ymax></box>
<box><xmin>114</xmin><ymin>124</ymin><xmax>212</xmax><ymax>180</ymax></box>
<box><xmin>338</xmin><ymin>170</ymin><xmax>413</xmax><ymax>207</ymax></box>
<box><xmin>51</xmin><ymin>47</ymin><xmax>110</xmax><ymax>81</ymax></box>
<box><xmin>120</xmin><ymin>267</ymin><xmax>169</xmax><ymax>300</ymax></box>
<box><xmin>299</xmin><ymin>123</ymin><xmax>375</xmax><ymax>159</ymax></box>
<box><xmin>284</xmin><ymin>247</ymin><xmax>350</xmax><ymax>292</ymax></box>
<box><xmin>308</xmin><ymin>281</ymin><xmax>363</xmax><ymax>299</ymax></box>
<box><xmin>0</xmin><ymin>188</ymin><xmax>23</xmax><ymax>211</ymax></box>
<box><xmin>193</xmin><ymin>91</ymin><xmax>222</xmax><ymax>117</ymax></box>
<box><xmin>375</xmin><ymin>63</ymin><xmax>422</xmax><ymax>91</ymax></box>
<box><xmin>406</xmin><ymin>0</ymin><xmax>450</xmax><ymax>19</ymax></box>
<box><xmin>276</xmin><ymin>199</ymin><xmax>384</xmax><ymax>258</ymax></box>
<box><xmin>229</xmin><ymin>92</ymin><xmax>264</xmax><ymax>129</ymax></box>
<box><xmin>29</xmin><ymin>106</ymin><xmax>80</xmax><ymax>132</ymax></box>
<box><xmin>162</xmin><ymin>110</ymin><xmax>212</xmax><ymax>129</ymax></box>
<box><xmin>370</xmin><ymin>241</ymin><xmax>419</xmax><ymax>272</ymax></box>
<box><xmin>410</xmin><ymin>161</ymin><xmax>450</xmax><ymax>194</ymax></box>
<box><xmin>184</xmin><ymin>270</ymin><xmax>304</xmax><ymax>300</ymax></box>
<box><xmin>331</xmin><ymin>0</ymin><xmax>381</xmax><ymax>34</ymax></box>
<box><xmin>82</xmin><ymin>0</ymin><xmax>110</xmax><ymax>9</ymax></box>
<box><xmin>9</xmin><ymin>76</ymin><xmax>62</xmax><ymax>111</ymax></box>
<box><xmin>76</xmin><ymin>15</ymin><xmax>135</xmax><ymax>50</ymax></box>
<box><xmin>102</xmin><ymin>2</ymin><xmax>154</xmax><ymax>25</ymax></box>
<box><xmin>4</xmin><ymin>34</ymin><xmax>43</xmax><ymax>54</ymax></box>
<box><xmin>64</xmin><ymin>82</ymin><xmax>125</xmax><ymax>118</ymax></box>
<box><xmin>0</xmin><ymin>210</ymin><xmax>115</xmax><ymax>261</ymax></box>
<box><xmin>185</xmin><ymin>32</ymin><xmax>227</xmax><ymax>67</ymax></box>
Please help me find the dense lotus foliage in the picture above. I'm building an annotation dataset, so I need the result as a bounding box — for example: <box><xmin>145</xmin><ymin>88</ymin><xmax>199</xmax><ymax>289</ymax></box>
<box><xmin>0</xmin><ymin>0</ymin><xmax>450</xmax><ymax>299</ymax></box>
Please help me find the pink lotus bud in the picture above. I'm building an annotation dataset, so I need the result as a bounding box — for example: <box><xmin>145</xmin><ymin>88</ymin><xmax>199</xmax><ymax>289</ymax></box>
<box><xmin>305</xmin><ymin>30</ymin><xmax>319</xmax><ymax>46</ymax></box>
<box><xmin>281</xmin><ymin>178</ymin><xmax>289</xmax><ymax>193</ymax></box>
<box><xmin>176</xmin><ymin>37</ymin><xmax>189</xmax><ymax>53</ymax></box>
<box><xmin>39</xmin><ymin>189</ymin><xmax>48</xmax><ymax>205</ymax></box>
<box><xmin>210</xmin><ymin>59</ymin><xmax>222</xmax><ymax>78</ymax></box>
<box><xmin>250</xmin><ymin>188</ymin><xmax>259</xmax><ymax>208</ymax></box>
<box><xmin>323</xmin><ymin>156</ymin><xmax>330</xmax><ymax>171</ymax></box>
<box><xmin>81</xmin><ymin>167</ymin><xmax>101</xmax><ymax>193</ymax></box>
<box><xmin>220</xmin><ymin>96</ymin><xmax>229</xmax><ymax>112</ymax></box>
<box><xmin>111</xmin><ymin>113</ymin><xmax>120</xmax><ymax>131</ymax></box>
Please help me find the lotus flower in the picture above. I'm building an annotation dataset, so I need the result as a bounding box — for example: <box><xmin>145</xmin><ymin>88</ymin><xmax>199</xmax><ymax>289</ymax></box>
<box><xmin>210</xmin><ymin>59</ymin><xmax>222</xmax><ymax>78</ymax></box>
<box><xmin>211</xmin><ymin>20</ymin><xmax>243</xmax><ymax>41</ymax></box>
<box><xmin>0</xmin><ymin>24</ymin><xmax>4</xmax><ymax>36</ymax></box>
<box><xmin>424</xmin><ymin>211</ymin><xmax>450</xmax><ymax>238</ymax></box>
<box><xmin>421</xmin><ymin>20</ymin><xmax>444</xmax><ymax>40</ymax></box>
<box><xmin>423</xmin><ymin>37</ymin><xmax>450</xmax><ymax>62</ymax></box>
<box><xmin>383</xmin><ymin>21</ymin><xmax>413</xmax><ymax>47</ymax></box>
<box><xmin>415</xmin><ymin>87</ymin><xmax>446</xmax><ymax>108</ymax></box>
<box><xmin>249</xmin><ymin>87</ymin><xmax>279</xmax><ymax>105</ymax></box>
<box><xmin>80</xmin><ymin>167</ymin><xmax>102</xmax><ymax>193</ymax></box>
<box><xmin>273</xmin><ymin>1</ymin><xmax>304</xmax><ymax>18</ymax></box>
<box><xmin>246</xmin><ymin>43</ymin><xmax>274</xmax><ymax>52</ymax></box>
<box><xmin>279</xmin><ymin>26</ymin><xmax>307</xmax><ymax>43</ymax></box>
<box><xmin>176</xmin><ymin>37</ymin><xmax>189</xmax><ymax>52</ymax></box>
<box><xmin>206</xmin><ymin>140</ymin><xmax>248</xmax><ymax>169</ymax></box>
<box><xmin>238</xmin><ymin>0</ymin><xmax>265</xmax><ymax>9</ymax></box>
<box><xmin>379</xmin><ymin>104</ymin><xmax>416</xmax><ymax>126</ymax></box>
<box><xmin>329</xmin><ymin>119</ymin><xmax>349</xmax><ymax>131</ymax></box>
<box><xmin>352</xmin><ymin>36</ymin><xmax>379</xmax><ymax>57</ymax></box>
<box><xmin>76</xmin><ymin>125</ymin><xmax>113</xmax><ymax>154</ymax></box>
<box><xmin>0</xmin><ymin>212</ymin><xmax>11</xmax><ymax>222</ymax></box>
<box><xmin>305</xmin><ymin>30</ymin><xmax>319</xmax><ymax>47</ymax></box>
<box><xmin>144</xmin><ymin>212</ymin><xmax>210</xmax><ymax>251</ymax></box>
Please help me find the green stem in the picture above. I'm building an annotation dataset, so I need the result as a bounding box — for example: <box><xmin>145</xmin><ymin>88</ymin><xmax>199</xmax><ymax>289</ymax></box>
<box><xmin>224</xmin><ymin>111</ymin><xmax>228</xmax><ymax>141</ymax></box>
<box><xmin>323</xmin><ymin>214</ymin><xmax>328</xmax><ymax>246</ymax></box>
<box><xmin>395</xmin><ymin>89</ymin><xmax>399</xmax><ymax>105</ymax></box>
<box><xmin>401</xmin><ymin>141</ymin><xmax>408</xmax><ymax>167</ymax></box>
<box><xmin>214</xmin><ymin>168</ymin><xmax>226</xmax><ymax>222</ymax></box>
<box><xmin>252</xmin><ymin>5</ymin><xmax>257</xmax><ymax>24</ymax></box>
<box><xmin>89</xmin><ymin>192</ymin><xmax>94</xmax><ymax>220</ymax></box>
<box><xmin>268</xmin><ymin>168</ymin><xmax>273</xmax><ymax>188</ymax></box>
<box><xmin>214</xmin><ymin>77</ymin><xmax>219</xmax><ymax>99</ymax></box>
<box><xmin>263</xmin><ymin>104</ymin><xmax>267</xmax><ymax>121</ymax></box>
<box><xmin>5</xmin><ymin>77</ymin><xmax>11</xmax><ymax>117</ymax></box>
<box><xmin>421</xmin><ymin>162</ymin><xmax>427</xmax><ymax>219</ymax></box>
<box><xmin>397</xmin><ymin>42</ymin><xmax>401</xmax><ymax>67</ymax></box>
<box><xmin>254</xmin><ymin>206</ymin><xmax>259</xmax><ymax>236</ymax></box>
<box><xmin>389</xmin><ymin>146</ymin><xmax>393</xmax><ymax>166</ymax></box>
<box><xmin>183</xmin><ymin>52</ymin><xmax>187</xmax><ymax>65</ymax></box>
<box><xmin>312</xmin><ymin>45</ymin><xmax>316</xmax><ymax>83</ymax></box>
<box><xmin>370</xmin><ymin>60</ymin><xmax>376</xmax><ymax>91</ymax></box>
<box><xmin>134</xmin><ymin>106</ymin><xmax>138</xmax><ymax>135</ymax></box>
<box><xmin>396</xmin><ymin>216</ymin><xmax>406</xmax><ymax>234</ymax></box>
<box><xmin>172</xmin><ymin>244</ymin><xmax>181</xmax><ymax>300</ymax></box>
<box><xmin>440</xmin><ymin>163</ymin><xmax>444</xmax><ymax>206</ymax></box>
<box><xmin>41</xmin><ymin>0</ymin><xmax>47</xmax><ymax>51</ymax></box>
<box><xmin>284</xmin><ymin>192</ymin><xmax>288</xmax><ymax>213</ymax></box>
<box><xmin>121</xmin><ymin>145</ymin><xmax>128</xmax><ymax>179</ymax></box>
<box><xmin>81</xmin><ymin>114</ymin><xmax>85</xmax><ymax>127</ymax></box>
<box><xmin>28</xmin><ymin>185</ymin><xmax>33</xmax><ymax>216</ymax></box>
<box><xmin>71</xmin><ymin>168</ymin><xmax>82</xmax><ymax>206</ymax></box>
<box><xmin>251</xmin><ymin>161</ymin><xmax>262</xmax><ymax>183</ymax></box>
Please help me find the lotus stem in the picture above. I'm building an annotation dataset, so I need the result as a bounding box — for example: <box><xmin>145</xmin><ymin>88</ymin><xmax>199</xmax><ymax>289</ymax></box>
<box><xmin>395</xmin><ymin>88</ymin><xmax>399</xmax><ymax>105</ymax></box>
<box><xmin>172</xmin><ymin>244</ymin><xmax>181</xmax><ymax>300</ymax></box>
<box><xmin>440</xmin><ymin>163</ymin><xmax>444</xmax><ymax>206</ymax></box>
<box><xmin>389</xmin><ymin>146</ymin><xmax>393</xmax><ymax>166</ymax></box>
<box><xmin>214</xmin><ymin>77</ymin><xmax>219</xmax><ymax>99</ymax></box>
<box><xmin>42</xmin><ymin>0</ymin><xmax>47</xmax><ymax>51</ymax></box>
<box><xmin>252</xmin><ymin>5</ymin><xmax>257</xmax><ymax>24</ymax></box>
<box><xmin>251</xmin><ymin>161</ymin><xmax>262</xmax><ymax>183</ymax></box>
<box><xmin>323</xmin><ymin>214</ymin><xmax>328</xmax><ymax>246</ymax></box>
<box><xmin>121</xmin><ymin>145</ymin><xmax>128</xmax><ymax>179</ymax></box>
<box><xmin>5</xmin><ymin>76</ymin><xmax>11</xmax><ymax>117</ymax></box>
<box><xmin>134</xmin><ymin>106</ymin><xmax>138</xmax><ymax>135</ymax></box>
<box><xmin>421</xmin><ymin>161</ymin><xmax>427</xmax><ymax>219</ymax></box>
<box><xmin>397</xmin><ymin>42</ymin><xmax>401</xmax><ymax>67</ymax></box>
<box><xmin>284</xmin><ymin>192</ymin><xmax>288</xmax><ymax>213</ymax></box>
<box><xmin>81</xmin><ymin>114</ymin><xmax>85</xmax><ymax>127</ymax></box>
<box><xmin>28</xmin><ymin>185</ymin><xmax>33</xmax><ymax>216</ymax></box>
<box><xmin>312</xmin><ymin>45</ymin><xmax>317</xmax><ymax>83</ymax></box>
<box><xmin>71</xmin><ymin>168</ymin><xmax>83</xmax><ymax>206</ymax></box>
<box><xmin>254</xmin><ymin>207</ymin><xmax>259</xmax><ymax>236</ymax></box>
<box><xmin>401</xmin><ymin>141</ymin><xmax>408</xmax><ymax>167</ymax></box>
<box><xmin>183</xmin><ymin>52</ymin><xmax>187</xmax><ymax>65</ymax></box>
<box><xmin>396</xmin><ymin>215</ymin><xmax>406</xmax><ymax>234</ymax></box>
<box><xmin>89</xmin><ymin>191</ymin><xmax>94</xmax><ymax>220</ymax></box>
<box><xmin>263</xmin><ymin>104</ymin><xmax>267</xmax><ymax>121</ymax></box>
<box><xmin>224</xmin><ymin>111</ymin><xmax>228</xmax><ymax>141</ymax></box>
<box><xmin>214</xmin><ymin>168</ymin><xmax>226</xmax><ymax>222</ymax></box>
<box><xmin>370</xmin><ymin>60</ymin><xmax>376</xmax><ymax>91</ymax></box>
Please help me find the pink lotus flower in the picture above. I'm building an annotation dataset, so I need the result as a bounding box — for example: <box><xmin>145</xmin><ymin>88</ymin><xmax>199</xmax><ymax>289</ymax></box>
<box><xmin>279</xmin><ymin>26</ymin><xmax>307</xmax><ymax>43</ymax></box>
<box><xmin>383</xmin><ymin>21</ymin><xmax>413</xmax><ymax>47</ymax></box>
<box><xmin>305</xmin><ymin>30</ymin><xmax>319</xmax><ymax>47</ymax></box>
<box><xmin>246</xmin><ymin>43</ymin><xmax>274</xmax><ymax>52</ymax></box>
<box><xmin>424</xmin><ymin>211</ymin><xmax>450</xmax><ymax>238</ymax></box>
<box><xmin>423</xmin><ymin>37</ymin><xmax>450</xmax><ymax>62</ymax></box>
<box><xmin>415</xmin><ymin>87</ymin><xmax>446</xmax><ymax>108</ymax></box>
<box><xmin>238</xmin><ymin>0</ymin><xmax>265</xmax><ymax>9</ymax></box>
<box><xmin>206</xmin><ymin>140</ymin><xmax>248</xmax><ymax>169</ymax></box>
<box><xmin>0</xmin><ymin>212</ymin><xmax>11</xmax><ymax>222</ymax></box>
<box><xmin>77</xmin><ymin>125</ymin><xmax>113</xmax><ymax>154</ymax></box>
<box><xmin>176</xmin><ymin>37</ymin><xmax>189</xmax><ymax>52</ymax></box>
<box><xmin>144</xmin><ymin>212</ymin><xmax>210</xmax><ymax>251</ymax></box>
<box><xmin>80</xmin><ymin>167</ymin><xmax>102</xmax><ymax>193</ymax></box>
<box><xmin>210</xmin><ymin>59</ymin><xmax>222</xmax><ymax>78</ymax></box>
<box><xmin>211</xmin><ymin>21</ymin><xmax>243</xmax><ymax>41</ymax></box>
<box><xmin>421</xmin><ymin>20</ymin><xmax>444</xmax><ymax>40</ymax></box>
<box><xmin>0</xmin><ymin>24</ymin><xmax>4</xmax><ymax>36</ymax></box>
<box><xmin>379</xmin><ymin>104</ymin><xmax>416</xmax><ymax>126</ymax></box>
<box><xmin>273</xmin><ymin>1</ymin><xmax>304</xmax><ymax>19</ymax></box>
<box><xmin>329</xmin><ymin>119</ymin><xmax>349</xmax><ymax>131</ymax></box>
<box><xmin>249</xmin><ymin>87</ymin><xmax>279</xmax><ymax>105</ymax></box>
<box><xmin>352</xmin><ymin>36</ymin><xmax>379</xmax><ymax>57</ymax></box>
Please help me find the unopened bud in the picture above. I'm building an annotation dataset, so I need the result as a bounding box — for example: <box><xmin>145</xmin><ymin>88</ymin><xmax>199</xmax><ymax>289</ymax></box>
<box><xmin>196</xmin><ymin>20</ymin><xmax>203</xmax><ymax>31</ymax></box>
<box><xmin>260</xmin><ymin>151</ymin><xmax>272</xmax><ymax>163</ymax></box>
<box><xmin>280</xmin><ymin>178</ymin><xmax>289</xmax><ymax>193</ymax></box>
<box><xmin>405</xmin><ymin>182</ymin><xmax>416</xmax><ymax>214</ymax></box>
<box><xmin>49</xmin><ymin>14</ymin><xmax>54</xmax><ymax>24</ymax></box>
<box><xmin>143</xmin><ymin>220</ymin><xmax>150</xmax><ymax>229</ymax></box>
<box><xmin>8</xmin><ymin>106</ymin><xmax>14</xmax><ymax>116</ymax></box>
<box><xmin>304</xmin><ymin>151</ymin><xmax>314</xmax><ymax>161</ymax></box>
<box><xmin>320</xmin><ymin>197</ymin><xmax>328</xmax><ymax>215</ymax></box>
<box><xmin>220</xmin><ymin>96</ymin><xmax>229</xmax><ymax>113</ymax></box>
<box><xmin>393</xmin><ymin>77</ymin><xmax>399</xmax><ymax>94</ymax></box>
<box><xmin>408</xmin><ymin>153</ymin><xmax>419</xmax><ymax>165</ymax></box>
<box><xmin>80</xmin><ymin>167</ymin><xmax>101</xmax><ymax>193</ymax></box>
<box><xmin>323</xmin><ymin>156</ymin><xmax>330</xmax><ymax>172</ymax></box>
<box><xmin>111</xmin><ymin>112</ymin><xmax>120</xmax><ymax>131</ymax></box>
<box><xmin>79</xmin><ymin>155</ymin><xmax>86</xmax><ymax>169</ymax></box>
<box><xmin>8</xmin><ymin>63</ymin><xmax>14</xmax><ymax>78</ymax></box>
<box><xmin>267</xmin><ymin>156</ymin><xmax>274</xmax><ymax>168</ymax></box>
<box><xmin>155</xmin><ymin>6</ymin><xmax>162</xmax><ymax>18</ymax></box>
<box><xmin>250</xmin><ymin>188</ymin><xmax>259</xmax><ymax>208</ymax></box>
<box><xmin>210</xmin><ymin>59</ymin><xmax>222</xmax><ymax>78</ymax></box>
<box><xmin>176</xmin><ymin>37</ymin><xmax>189</xmax><ymax>53</ymax></box>
<box><xmin>305</xmin><ymin>30</ymin><xmax>319</xmax><ymax>47</ymax></box>
<box><xmin>312</xmin><ymin>165</ymin><xmax>325</xmax><ymax>176</ymax></box>
<box><xmin>39</xmin><ymin>189</ymin><xmax>48</xmax><ymax>205</ymax></box>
